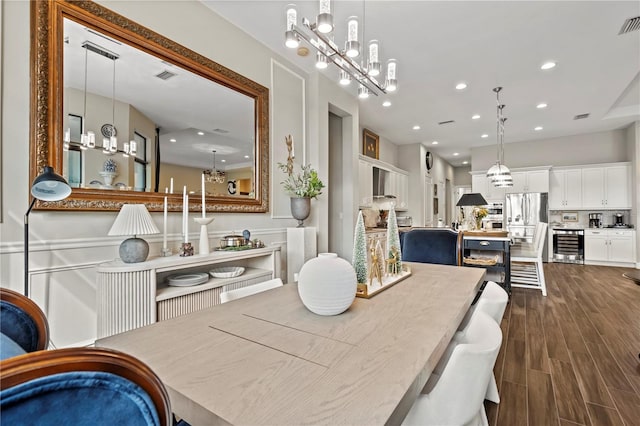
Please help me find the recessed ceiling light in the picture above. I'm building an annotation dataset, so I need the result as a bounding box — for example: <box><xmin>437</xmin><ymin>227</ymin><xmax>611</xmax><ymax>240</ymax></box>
<box><xmin>463</xmin><ymin>161</ymin><xmax>469</xmax><ymax>165</ymax></box>
<box><xmin>221</xmin><ymin>159</ymin><xmax>226</xmax><ymax>163</ymax></box>
<box><xmin>540</xmin><ymin>61</ymin><xmax>556</xmax><ymax>70</ymax></box>
<box><xmin>453</xmin><ymin>152</ymin><xmax>459</xmax><ymax>156</ymax></box>
<box><xmin>432</xmin><ymin>141</ymin><xmax>438</xmax><ymax>145</ymax></box>
<box><xmin>169</xmin><ymin>138</ymin><xmax>177</xmax><ymax>143</ymax></box>
<box><xmin>481</xmin><ymin>134</ymin><xmax>489</xmax><ymax>138</ymax></box>
<box><xmin>244</xmin><ymin>155</ymin><xmax>250</xmax><ymax>158</ymax></box>
<box><xmin>413</xmin><ymin>125</ymin><xmax>421</xmax><ymax>130</ymax></box>
<box><xmin>197</xmin><ymin>131</ymin><xmax>204</xmax><ymax>136</ymax></box>
<box><xmin>536</xmin><ymin>103</ymin><xmax>548</xmax><ymax>109</ymax></box>
<box><xmin>455</xmin><ymin>82</ymin><xmax>467</xmax><ymax>90</ymax></box>
<box><xmin>534</xmin><ymin>126</ymin><xmax>543</xmax><ymax>131</ymax></box>
<box><xmin>472</xmin><ymin>114</ymin><xmax>480</xmax><ymax>120</ymax></box>
<box><xmin>382</xmin><ymin>100</ymin><xmax>391</xmax><ymax>107</ymax></box>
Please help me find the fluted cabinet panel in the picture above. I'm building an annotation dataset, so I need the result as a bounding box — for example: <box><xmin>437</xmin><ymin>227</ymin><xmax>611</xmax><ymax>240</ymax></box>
<box><xmin>97</xmin><ymin>270</ymin><xmax>155</xmax><ymax>339</ymax></box>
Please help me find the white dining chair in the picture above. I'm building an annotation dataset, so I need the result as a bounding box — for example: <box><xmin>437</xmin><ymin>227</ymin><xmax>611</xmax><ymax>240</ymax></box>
<box><xmin>403</xmin><ymin>311</ymin><xmax>502</xmax><ymax>426</ymax></box>
<box><xmin>219</xmin><ymin>278</ymin><xmax>283</xmax><ymax>303</ymax></box>
<box><xmin>456</xmin><ymin>280</ymin><xmax>508</xmax><ymax>403</ymax></box>
<box><xmin>511</xmin><ymin>222</ymin><xmax>548</xmax><ymax>296</ymax></box>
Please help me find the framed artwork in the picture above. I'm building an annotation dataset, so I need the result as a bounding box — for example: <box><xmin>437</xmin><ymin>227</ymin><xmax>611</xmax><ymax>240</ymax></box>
<box><xmin>363</xmin><ymin>129</ymin><xmax>379</xmax><ymax>159</ymax></box>
<box><xmin>562</xmin><ymin>211</ymin><xmax>578</xmax><ymax>222</ymax></box>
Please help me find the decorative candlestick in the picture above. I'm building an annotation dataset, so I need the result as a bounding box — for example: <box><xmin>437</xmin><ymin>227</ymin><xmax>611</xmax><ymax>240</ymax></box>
<box><xmin>161</xmin><ymin>196</ymin><xmax>172</xmax><ymax>257</ymax></box>
<box><xmin>194</xmin><ymin>217</ymin><xmax>214</xmax><ymax>255</ymax></box>
<box><xmin>201</xmin><ymin>173</ymin><xmax>206</xmax><ymax>218</ymax></box>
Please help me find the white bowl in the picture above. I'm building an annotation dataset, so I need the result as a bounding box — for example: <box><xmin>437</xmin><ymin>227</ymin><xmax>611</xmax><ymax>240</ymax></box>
<box><xmin>209</xmin><ymin>266</ymin><xmax>245</xmax><ymax>278</ymax></box>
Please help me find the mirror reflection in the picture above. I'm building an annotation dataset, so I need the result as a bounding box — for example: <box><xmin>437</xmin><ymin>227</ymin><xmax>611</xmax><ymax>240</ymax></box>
<box><xmin>61</xmin><ymin>17</ymin><xmax>256</xmax><ymax>199</ymax></box>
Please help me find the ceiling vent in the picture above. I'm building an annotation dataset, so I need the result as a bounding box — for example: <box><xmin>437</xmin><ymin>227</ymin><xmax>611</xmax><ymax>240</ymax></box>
<box><xmin>213</xmin><ymin>128</ymin><xmax>229</xmax><ymax>134</ymax></box>
<box><xmin>155</xmin><ymin>70</ymin><xmax>177</xmax><ymax>81</ymax></box>
<box><xmin>619</xmin><ymin>16</ymin><xmax>640</xmax><ymax>35</ymax></box>
<box><xmin>438</xmin><ymin>120</ymin><xmax>455</xmax><ymax>125</ymax></box>
<box><xmin>573</xmin><ymin>113</ymin><xmax>590</xmax><ymax>120</ymax></box>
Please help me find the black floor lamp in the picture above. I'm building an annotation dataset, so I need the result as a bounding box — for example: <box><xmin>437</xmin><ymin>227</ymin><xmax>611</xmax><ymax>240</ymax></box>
<box><xmin>25</xmin><ymin>166</ymin><xmax>72</xmax><ymax>297</ymax></box>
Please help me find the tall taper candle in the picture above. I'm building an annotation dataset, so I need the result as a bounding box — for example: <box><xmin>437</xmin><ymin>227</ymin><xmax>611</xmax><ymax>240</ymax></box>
<box><xmin>201</xmin><ymin>173</ymin><xmax>206</xmax><ymax>218</ymax></box>
<box><xmin>185</xmin><ymin>194</ymin><xmax>189</xmax><ymax>243</ymax></box>
<box><xmin>170</xmin><ymin>178</ymin><xmax>174</xmax><ymax>194</ymax></box>
<box><xmin>163</xmin><ymin>196</ymin><xmax>168</xmax><ymax>249</ymax></box>
<box><xmin>182</xmin><ymin>186</ymin><xmax>186</xmax><ymax>242</ymax></box>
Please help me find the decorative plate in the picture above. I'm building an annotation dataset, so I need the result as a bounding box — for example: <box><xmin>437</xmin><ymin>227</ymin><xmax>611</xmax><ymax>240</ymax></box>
<box><xmin>167</xmin><ymin>272</ymin><xmax>209</xmax><ymax>287</ymax></box>
<box><xmin>210</xmin><ymin>266</ymin><xmax>245</xmax><ymax>278</ymax></box>
<box><xmin>101</xmin><ymin>123</ymin><xmax>117</xmax><ymax>138</ymax></box>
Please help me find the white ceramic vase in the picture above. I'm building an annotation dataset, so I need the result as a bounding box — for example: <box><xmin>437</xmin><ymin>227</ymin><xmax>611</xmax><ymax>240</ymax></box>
<box><xmin>297</xmin><ymin>253</ymin><xmax>357</xmax><ymax>316</ymax></box>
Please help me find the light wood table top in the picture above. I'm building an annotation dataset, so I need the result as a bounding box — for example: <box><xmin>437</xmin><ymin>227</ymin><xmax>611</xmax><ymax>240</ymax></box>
<box><xmin>97</xmin><ymin>262</ymin><xmax>485</xmax><ymax>425</ymax></box>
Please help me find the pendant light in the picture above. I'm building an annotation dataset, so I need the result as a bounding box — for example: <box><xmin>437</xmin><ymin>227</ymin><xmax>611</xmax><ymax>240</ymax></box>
<box><xmin>80</xmin><ymin>43</ymin><xmax>90</xmax><ymax>150</ymax></box>
<box><xmin>486</xmin><ymin>87</ymin><xmax>512</xmax><ymax>187</ymax></box>
<box><xmin>284</xmin><ymin>1</ymin><xmax>398</xmax><ymax>96</ymax></box>
<box><xmin>109</xmin><ymin>58</ymin><xmax>118</xmax><ymax>154</ymax></box>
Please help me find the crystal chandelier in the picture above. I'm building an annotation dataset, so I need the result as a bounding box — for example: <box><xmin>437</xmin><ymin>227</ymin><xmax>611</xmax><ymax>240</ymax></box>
<box><xmin>204</xmin><ymin>150</ymin><xmax>225</xmax><ymax>183</ymax></box>
<box><xmin>486</xmin><ymin>87</ymin><xmax>513</xmax><ymax>188</ymax></box>
<box><xmin>284</xmin><ymin>1</ymin><xmax>397</xmax><ymax>97</ymax></box>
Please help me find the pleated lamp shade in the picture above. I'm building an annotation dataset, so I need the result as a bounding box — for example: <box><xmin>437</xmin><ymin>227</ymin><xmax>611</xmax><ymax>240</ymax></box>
<box><xmin>108</xmin><ymin>204</ymin><xmax>159</xmax><ymax>263</ymax></box>
<box><xmin>108</xmin><ymin>204</ymin><xmax>159</xmax><ymax>237</ymax></box>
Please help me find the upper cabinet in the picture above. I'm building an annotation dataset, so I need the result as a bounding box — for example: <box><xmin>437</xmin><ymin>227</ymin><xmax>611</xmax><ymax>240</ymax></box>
<box><xmin>358</xmin><ymin>159</ymin><xmax>373</xmax><ymax>208</ymax></box>
<box><xmin>581</xmin><ymin>164</ymin><xmax>631</xmax><ymax>209</ymax></box>
<box><xmin>471</xmin><ymin>173</ymin><xmax>505</xmax><ymax>202</ymax></box>
<box><xmin>358</xmin><ymin>156</ymin><xmax>409</xmax><ymax>211</ymax></box>
<box><xmin>506</xmin><ymin>170</ymin><xmax>549</xmax><ymax>193</ymax></box>
<box><xmin>549</xmin><ymin>169</ymin><xmax>582</xmax><ymax>209</ymax></box>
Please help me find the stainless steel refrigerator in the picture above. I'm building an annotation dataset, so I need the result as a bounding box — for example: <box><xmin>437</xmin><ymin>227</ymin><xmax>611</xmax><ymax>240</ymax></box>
<box><xmin>505</xmin><ymin>192</ymin><xmax>549</xmax><ymax>259</ymax></box>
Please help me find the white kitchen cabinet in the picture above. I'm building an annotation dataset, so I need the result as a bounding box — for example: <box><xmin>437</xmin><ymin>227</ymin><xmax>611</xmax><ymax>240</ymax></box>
<box><xmin>472</xmin><ymin>174</ymin><xmax>504</xmax><ymax>202</ymax></box>
<box><xmin>549</xmin><ymin>169</ymin><xmax>582</xmax><ymax>209</ymax></box>
<box><xmin>584</xmin><ymin>229</ymin><xmax>635</xmax><ymax>264</ymax></box>
<box><xmin>506</xmin><ymin>170</ymin><xmax>549</xmax><ymax>194</ymax></box>
<box><xmin>396</xmin><ymin>172</ymin><xmax>409</xmax><ymax>211</ymax></box>
<box><xmin>358</xmin><ymin>159</ymin><xmax>373</xmax><ymax>207</ymax></box>
<box><xmin>581</xmin><ymin>164</ymin><xmax>630</xmax><ymax>209</ymax></box>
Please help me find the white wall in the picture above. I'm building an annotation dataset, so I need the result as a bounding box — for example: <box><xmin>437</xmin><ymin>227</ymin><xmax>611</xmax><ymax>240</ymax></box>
<box><xmin>0</xmin><ymin>1</ymin><xmax>358</xmax><ymax>346</ymax></box>
<box><xmin>453</xmin><ymin>166</ymin><xmax>472</xmax><ymax>186</ymax></box>
<box><xmin>471</xmin><ymin>129</ymin><xmax>629</xmax><ymax>171</ymax></box>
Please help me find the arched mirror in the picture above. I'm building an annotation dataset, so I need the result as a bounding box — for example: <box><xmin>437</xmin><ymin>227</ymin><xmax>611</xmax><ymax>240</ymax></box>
<box><xmin>31</xmin><ymin>0</ymin><xmax>269</xmax><ymax>212</ymax></box>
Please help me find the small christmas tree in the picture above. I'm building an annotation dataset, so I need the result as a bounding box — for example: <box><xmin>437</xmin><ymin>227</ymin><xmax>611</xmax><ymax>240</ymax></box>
<box><xmin>386</xmin><ymin>207</ymin><xmax>402</xmax><ymax>273</ymax></box>
<box><xmin>352</xmin><ymin>211</ymin><xmax>368</xmax><ymax>284</ymax></box>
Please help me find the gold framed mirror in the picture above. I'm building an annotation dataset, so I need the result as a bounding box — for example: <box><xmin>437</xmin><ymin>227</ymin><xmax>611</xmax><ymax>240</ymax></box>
<box><xmin>31</xmin><ymin>0</ymin><xmax>269</xmax><ymax>212</ymax></box>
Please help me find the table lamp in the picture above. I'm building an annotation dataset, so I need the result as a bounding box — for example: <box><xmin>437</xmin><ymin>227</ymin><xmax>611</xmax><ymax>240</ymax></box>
<box><xmin>108</xmin><ymin>204</ymin><xmax>160</xmax><ymax>263</ymax></box>
<box><xmin>456</xmin><ymin>193</ymin><xmax>488</xmax><ymax>207</ymax></box>
<box><xmin>25</xmin><ymin>166</ymin><xmax>72</xmax><ymax>297</ymax></box>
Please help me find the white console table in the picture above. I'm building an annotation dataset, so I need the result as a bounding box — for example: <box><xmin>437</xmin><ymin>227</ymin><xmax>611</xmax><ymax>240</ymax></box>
<box><xmin>96</xmin><ymin>247</ymin><xmax>281</xmax><ymax>339</ymax></box>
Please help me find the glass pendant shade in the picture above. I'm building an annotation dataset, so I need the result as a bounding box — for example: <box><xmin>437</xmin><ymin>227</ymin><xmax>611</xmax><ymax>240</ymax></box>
<box><xmin>368</xmin><ymin>40</ymin><xmax>380</xmax><ymax>76</ymax></box>
<box><xmin>130</xmin><ymin>141</ymin><xmax>137</xmax><ymax>156</ymax></box>
<box><xmin>317</xmin><ymin>0</ymin><xmax>333</xmax><ymax>34</ymax></box>
<box><xmin>345</xmin><ymin>16</ymin><xmax>360</xmax><ymax>58</ymax></box>
<box><xmin>122</xmin><ymin>142</ymin><xmax>130</xmax><ymax>157</ymax></box>
<box><xmin>315</xmin><ymin>39</ymin><xmax>328</xmax><ymax>69</ymax></box>
<box><xmin>385</xmin><ymin>59</ymin><xmax>397</xmax><ymax>91</ymax></box>
<box><xmin>285</xmin><ymin>5</ymin><xmax>299</xmax><ymax>48</ymax></box>
<box><xmin>358</xmin><ymin>85</ymin><xmax>369</xmax><ymax>99</ymax></box>
<box><xmin>87</xmin><ymin>131</ymin><xmax>96</xmax><ymax>149</ymax></box>
<box><xmin>102</xmin><ymin>138</ymin><xmax>110</xmax><ymax>154</ymax></box>
<box><xmin>339</xmin><ymin>70</ymin><xmax>351</xmax><ymax>85</ymax></box>
<box><xmin>109</xmin><ymin>136</ymin><xmax>117</xmax><ymax>153</ymax></box>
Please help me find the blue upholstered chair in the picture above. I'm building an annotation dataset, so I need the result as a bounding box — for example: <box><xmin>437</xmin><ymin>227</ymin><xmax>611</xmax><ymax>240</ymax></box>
<box><xmin>400</xmin><ymin>229</ymin><xmax>463</xmax><ymax>266</ymax></box>
<box><xmin>0</xmin><ymin>347</ymin><xmax>173</xmax><ymax>426</ymax></box>
<box><xmin>0</xmin><ymin>287</ymin><xmax>49</xmax><ymax>360</ymax></box>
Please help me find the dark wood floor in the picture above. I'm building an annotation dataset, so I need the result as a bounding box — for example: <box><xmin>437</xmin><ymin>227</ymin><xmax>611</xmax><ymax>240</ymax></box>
<box><xmin>485</xmin><ymin>263</ymin><xmax>640</xmax><ymax>426</ymax></box>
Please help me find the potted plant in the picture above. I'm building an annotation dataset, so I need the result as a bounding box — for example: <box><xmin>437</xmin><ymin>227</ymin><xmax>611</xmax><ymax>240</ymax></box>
<box><xmin>471</xmin><ymin>206</ymin><xmax>489</xmax><ymax>230</ymax></box>
<box><xmin>278</xmin><ymin>163</ymin><xmax>325</xmax><ymax>227</ymax></box>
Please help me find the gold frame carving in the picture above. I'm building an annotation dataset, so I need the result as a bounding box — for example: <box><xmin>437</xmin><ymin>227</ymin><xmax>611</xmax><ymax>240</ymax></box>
<box><xmin>31</xmin><ymin>0</ymin><xmax>269</xmax><ymax>212</ymax></box>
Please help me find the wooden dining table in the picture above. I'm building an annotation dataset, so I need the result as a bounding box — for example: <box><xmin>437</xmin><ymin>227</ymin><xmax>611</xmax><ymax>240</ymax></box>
<box><xmin>97</xmin><ymin>262</ymin><xmax>485</xmax><ymax>425</ymax></box>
